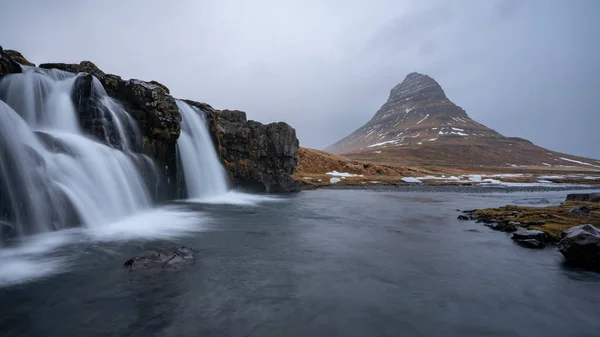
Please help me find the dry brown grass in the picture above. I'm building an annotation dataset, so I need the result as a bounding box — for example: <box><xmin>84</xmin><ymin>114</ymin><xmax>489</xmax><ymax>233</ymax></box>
<box><xmin>475</xmin><ymin>201</ymin><xmax>600</xmax><ymax>241</ymax></box>
<box><xmin>295</xmin><ymin>147</ymin><xmax>600</xmax><ymax>188</ymax></box>
<box><xmin>295</xmin><ymin>147</ymin><xmax>452</xmax><ymax>187</ymax></box>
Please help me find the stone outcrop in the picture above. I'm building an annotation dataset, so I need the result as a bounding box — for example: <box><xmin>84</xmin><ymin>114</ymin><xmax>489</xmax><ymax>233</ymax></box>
<box><xmin>0</xmin><ymin>46</ymin><xmax>22</xmax><ymax>77</ymax></box>
<box><xmin>124</xmin><ymin>247</ymin><xmax>197</xmax><ymax>272</ymax></box>
<box><xmin>3</xmin><ymin>50</ymin><xmax>34</xmax><ymax>66</ymax></box>
<box><xmin>566</xmin><ymin>193</ymin><xmax>600</xmax><ymax>203</ymax></box>
<box><xmin>558</xmin><ymin>224</ymin><xmax>600</xmax><ymax>271</ymax></box>
<box><xmin>511</xmin><ymin>228</ymin><xmax>547</xmax><ymax>248</ymax></box>
<box><xmin>569</xmin><ymin>206</ymin><xmax>592</xmax><ymax>217</ymax></box>
<box><xmin>187</xmin><ymin>101</ymin><xmax>300</xmax><ymax>192</ymax></box>
<box><xmin>2</xmin><ymin>48</ymin><xmax>301</xmax><ymax>194</ymax></box>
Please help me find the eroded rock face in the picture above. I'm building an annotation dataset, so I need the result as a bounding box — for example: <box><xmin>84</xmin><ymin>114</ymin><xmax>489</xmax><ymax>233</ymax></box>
<box><xmin>558</xmin><ymin>224</ymin><xmax>600</xmax><ymax>271</ymax></box>
<box><xmin>196</xmin><ymin>105</ymin><xmax>301</xmax><ymax>193</ymax></box>
<box><xmin>124</xmin><ymin>247</ymin><xmax>197</xmax><ymax>272</ymax></box>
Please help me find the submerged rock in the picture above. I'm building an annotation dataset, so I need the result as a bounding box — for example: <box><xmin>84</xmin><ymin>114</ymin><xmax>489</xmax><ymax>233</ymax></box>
<box><xmin>124</xmin><ymin>247</ymin><xmax>197</xmax><ymax>272</ymax></box>
<box><xmin>558</xmin><ymin>224</ymin><xmax>600</xmax><ymax>271</ymax></box>
<box><xmin>566</xmin><ymin>193</ymin><xmax>600</xmax><ymax>203</ymax></box>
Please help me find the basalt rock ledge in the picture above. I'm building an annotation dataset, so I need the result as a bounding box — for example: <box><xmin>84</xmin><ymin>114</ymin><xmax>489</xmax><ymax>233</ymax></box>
<box><xmin>0</xmin><ymin>47</ymin><xmax>300</xmax><ymax>194</ymax></box>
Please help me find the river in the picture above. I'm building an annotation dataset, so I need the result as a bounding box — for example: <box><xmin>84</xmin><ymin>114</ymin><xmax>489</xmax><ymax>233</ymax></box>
<box><xmin>1</xmin><ymin>188</ymin><xmax>599</xmax><ymax>337</ymax></box>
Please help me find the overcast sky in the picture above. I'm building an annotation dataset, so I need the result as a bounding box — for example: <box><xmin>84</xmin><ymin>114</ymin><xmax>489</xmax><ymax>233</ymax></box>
<box><xmin>1</xmin><ymin>0</ymin><xmax>598</xmax><ymax>158</ymax></box>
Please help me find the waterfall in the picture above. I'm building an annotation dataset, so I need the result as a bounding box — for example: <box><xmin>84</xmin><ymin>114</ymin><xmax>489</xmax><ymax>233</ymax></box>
<box><xmin>176</xmin><ymin>101</ymin><xmax>229</xmax><ymax>199</ymax></box>
<box><xmin>0</xmin><ymin>67</ymin><xmax>151</xmax><ymax>240</ymax></box>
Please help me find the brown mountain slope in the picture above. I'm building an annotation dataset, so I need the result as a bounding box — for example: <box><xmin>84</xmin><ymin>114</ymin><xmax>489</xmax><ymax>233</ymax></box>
<box><xmin>325</xmin><ymin>73</ymin><xmax>600</xmax><ymax>170</ymax></box>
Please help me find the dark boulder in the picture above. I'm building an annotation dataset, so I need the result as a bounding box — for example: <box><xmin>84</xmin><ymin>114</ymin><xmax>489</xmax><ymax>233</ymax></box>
<box><xmin>566</xmin><ymin>193</ymin><xmax>600</xmax><ymax>203</ymax></box>
<box><xmin>558</xmin><ymin>224</ymin><xmax>600</xmax><ymax>271</ymax></box>
<box><xmin>484</xmin><ymin>221</ymin><xmax>520</xmax><ymax>233</ymax></box>
<box><xmin>198</xmin><ymin>105</ymin><xmax>301</xmax><ymax>193</ymax></box>
<box><xmin>569</xmin><ymin>206</ymin><xmax>591</xmax><ymax>217</ymax></box>
<box><xmin>124</xmin><ymin>247</ymin><xmax>197</xmax><ymax>272</ymax></box>
<box><xmin>512</xmin><ymin>228</ymin><xmax>547</xmax><ymax>241</ymax></box>
<box><xmin>511</xmin><ymin>228</ymin><xmax>547</xmax><ymax>248</ymax></box>
<box><xmin>457</xmin><ymin>215</ymin><xmax>469</xmax><ymax>220</ymax></box>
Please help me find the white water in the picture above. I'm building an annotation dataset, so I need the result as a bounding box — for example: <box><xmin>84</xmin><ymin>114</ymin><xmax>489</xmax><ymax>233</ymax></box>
<box><xmin>176</xmin><ymin>100</ymin><xmax>229</xmax><ymax>199</ymax></box>
<box><xmin>0</xmin><ymin>67</ymin><xmax>151</xmax><ymax>238</ymax></box>
<box><xmin>0</xmin><ymin>205</ymin><xmax>205</xmax><ymax>288</ymax></box>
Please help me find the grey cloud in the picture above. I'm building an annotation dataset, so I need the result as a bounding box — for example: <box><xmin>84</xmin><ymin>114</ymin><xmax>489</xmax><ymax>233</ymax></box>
<box><xmin>1</xmin><ymin>0</ymin><xmax>598</xmax><ymax>159</ymax></box>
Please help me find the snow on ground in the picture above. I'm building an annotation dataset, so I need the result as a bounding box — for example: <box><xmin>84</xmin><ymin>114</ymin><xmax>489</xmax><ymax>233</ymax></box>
<box><xmin>412</xmin><ymin>173</ymin><xmax>597</xmax><ymax>187</ymax></box>
<box><xmin>401</xmin><ymin>177</ymin><xmax>422</xmax><ymax>183</ymax></box>
<box><xmin>326</xmin><ymin>171</ymin><xmax>364</xmax><ymax>177</ymax></box>
<box><xmin>427</xmin><ymin>138</ymin><xmax>438</xmax><ymax>142</ymax></box>
<box><xmin>367</xmin><ymin>140</ymin><xmax>397</xmax><ymax>148</ymax></box>
<box><xmin>416</xmin><ymin>114</ymin><xmax>429</xmax><ymax>124</ymax></box>
<box><xmin>559</xmin><ymin>157</ymin><xmax>600</xmax><ymax>168</ymax></box>
<box><xmin>373</xmin><ymin>151</ymin><xmax>382</xmax><ymax>154</ymax></box>
<box><xmin>542</xmin><ymin>163</ymin><xmax>552</xmax><ymax>167</ymax></box>
<box><xmin>330</xmin><ymin>177</ymin><xmax>341</xmax><ymax>184</ymax></box>
<box><xmin>451</xmin><ymin>127</ymin><xmax>464</xmax><ymax>132</ymax></box>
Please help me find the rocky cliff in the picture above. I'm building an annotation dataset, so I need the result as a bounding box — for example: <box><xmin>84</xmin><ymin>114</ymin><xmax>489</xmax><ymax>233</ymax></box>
<box><xmin>0</xmin><ymin>47</ymin><xmax>300</xmax><ymax>194</ymax></box>
<box><xmin>184</xmin><ymin>100</ymin><xmax>300</xmax><ymax>192</ymax></box>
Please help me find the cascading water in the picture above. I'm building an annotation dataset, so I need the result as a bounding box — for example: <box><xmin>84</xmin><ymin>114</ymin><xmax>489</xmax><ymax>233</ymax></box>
<box><xmin>176</xmin><ymin>101</ymin><xmax>229</xmax><ymax>199</ymax></box>
<box><xmin>0</xmin><ymin>66</ymin><xmax>152</xmax><ymax>241</ymax></box>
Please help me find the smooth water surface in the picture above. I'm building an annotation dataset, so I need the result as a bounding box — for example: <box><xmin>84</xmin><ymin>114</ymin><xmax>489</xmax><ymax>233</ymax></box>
<box><xmin>1</xmin><ymin>189</ymin><xmax>599</xmax><ymax>337</ymax></box>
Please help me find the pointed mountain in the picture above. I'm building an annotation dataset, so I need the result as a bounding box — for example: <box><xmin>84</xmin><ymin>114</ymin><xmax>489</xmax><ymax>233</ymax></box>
<box><xmin>325</xmin><ymin>73</ymin><xmax>600</xmax><ymax>169</ymax></box>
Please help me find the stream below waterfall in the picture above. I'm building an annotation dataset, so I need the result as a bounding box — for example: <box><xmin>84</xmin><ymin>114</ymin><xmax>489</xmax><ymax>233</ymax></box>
<box><xmin>1</xmin><ymin>188</ymin><xmax>600</xmax><ymax>337</ymax></box>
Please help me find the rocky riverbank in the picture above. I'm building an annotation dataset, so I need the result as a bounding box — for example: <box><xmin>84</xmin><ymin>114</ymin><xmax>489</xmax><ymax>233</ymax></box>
<box><xmin>458</xmin><ymin>193</ymin><xmax>600</xmax><ymax>271</ymax></box>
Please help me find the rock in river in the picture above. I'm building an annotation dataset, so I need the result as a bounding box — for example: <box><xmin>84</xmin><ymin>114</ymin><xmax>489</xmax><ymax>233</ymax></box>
<box><xmin>511</xmin><ymin>228</ymin><xmax>547</xmax><ymax>249</ymax></box>
<box><xmin>558</xmin><ymin>224</ymin><xmax>600</xmax><ymax>271</ymax></box>
<box><xmin>124</xmin><ymin>247</ymin><xmax>197</xmax><ymax>272</ymax></box>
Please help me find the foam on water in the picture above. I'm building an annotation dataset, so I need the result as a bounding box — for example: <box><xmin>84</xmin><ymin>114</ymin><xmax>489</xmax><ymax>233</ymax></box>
<box><xmin>0</xmin><ymin>205</ymin><xmax>206</xmax><ymax>288</ymax></box>
<box><xmin>85</xmin><ymin>205</ymin><xmax>207</xmax><ymax>242</ymax></box>
<box><xmin>185</xmin><ymin>191</ymin><xmax>283</xmax><ymax>206</ymax></box>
